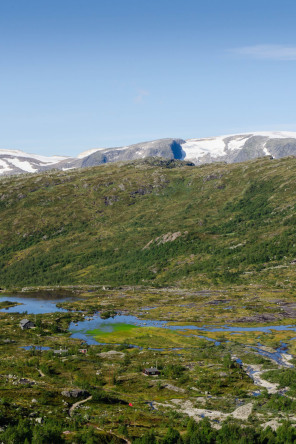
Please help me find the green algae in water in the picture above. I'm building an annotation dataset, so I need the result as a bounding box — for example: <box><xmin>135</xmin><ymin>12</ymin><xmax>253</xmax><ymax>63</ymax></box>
<box><xmin>88</xmin><ymin>322</ymin><xmax>137</xmax><ymax>335</ymax></box>
<box><xmin>87</xmin><ymin>324</ymin><xmax>202</xmax><ymax>348</ymax></box>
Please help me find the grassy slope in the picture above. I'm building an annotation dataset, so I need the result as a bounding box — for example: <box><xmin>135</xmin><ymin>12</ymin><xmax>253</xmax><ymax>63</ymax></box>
<box><xmin>0</xmin><ymin>156</ymin><xmax>296</xmax><ymax>288</ymax></box>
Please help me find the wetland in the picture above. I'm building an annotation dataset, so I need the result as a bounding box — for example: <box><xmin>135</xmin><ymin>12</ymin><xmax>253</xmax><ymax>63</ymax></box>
<box><xmin>1</xmin><ymin>286</ymin><xmax>296</xmax><ymax>441</ymax></box>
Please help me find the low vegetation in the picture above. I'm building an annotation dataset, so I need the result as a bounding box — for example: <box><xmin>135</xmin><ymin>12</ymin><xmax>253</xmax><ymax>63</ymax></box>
<box><xmin>0</xmin><ymin>156</ymin><xmax>295</xmax><ymax>289</ymax></box>
<box><xmin>0</xmin><ymin>157</ymin><xmax>296</xmax><ymax>441</ymax></box>
<box><xmin>0</xmin><ymin>285</ymin><xmax>296</xmax><ymax>442</ymax></box>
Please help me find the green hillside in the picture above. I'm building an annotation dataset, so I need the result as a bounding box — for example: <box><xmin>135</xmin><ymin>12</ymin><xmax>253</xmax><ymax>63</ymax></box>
<box><xmin>0</xmin><ymin>156</ymin><xmax>296</xmax><ymax>288</ymax></box>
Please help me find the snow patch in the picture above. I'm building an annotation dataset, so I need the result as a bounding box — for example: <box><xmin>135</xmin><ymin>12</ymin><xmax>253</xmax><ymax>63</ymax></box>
<box><xmin>262</xmin><ymin>142</ymin><xmax>271</xmax><ymax>156</ymax></box>
<box><xmin>8</xmin><ymin>158</ymin><xmax>37</xmax><ymax>173</ymax></box>
<box><xmin>135</xmin><ymin>150</ymin><xmax>145</xmax><ymax>157</ymax></box>
<box><xmin>0</xmin><ymin>149</ymin><xmax>68</xmax><ymax>164</ymax></box>
<box><xmin>0</xmin><ymin>159</ymin><xmax>12</xmax><ymax>172</ymax></box>
<box><xmin>227</xmin><ymin>136</ymin><xmax>249</xmax><ymax>151</ymax></box>
<box><xmin>183</xmin><ymin>137</ymin><xmax>226</xmax><ymax>160</ymax></box>
<box><xmin>182</xmin><ymin>131</ymin><xmax>296</xmax><ymax>161</ymax></box>
<box><xmin>251</xmin><ymin>131</ymin><xmax>296</xmax><ymax>139</ymax></box>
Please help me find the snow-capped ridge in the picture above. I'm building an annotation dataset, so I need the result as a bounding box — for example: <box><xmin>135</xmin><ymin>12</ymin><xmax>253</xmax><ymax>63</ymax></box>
<box><xmin>182</xmin><ymin>131</ymin><xmax>296</xmax><ymax>163</ymax></box>
<box><xmin>0</xmin><ymin>148</ymin><xmax>68</xmax><ymax>164</ymax></box>
<box><xmin>1</xmin><ymin>131</ymin><xmax>296</xmax><ymax>176</ymax></box>
<box><xmin>0</xmin><ymin>149</ymin><xmax>70</xmax><ymax>175</ymax></box>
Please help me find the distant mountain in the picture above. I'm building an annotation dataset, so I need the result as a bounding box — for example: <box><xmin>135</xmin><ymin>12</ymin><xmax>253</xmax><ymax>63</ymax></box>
<box><xmin>48</xmin><ymin>138</ymin><xmax>186</xmax><ymax>172</ymax></box>
<box><xmin>1</xmin><ymin>131</ymin><xmax>296</xmax><ymax>176</ymax></box>
<box><xmin>181</xmin><ymin>131</ymin><xmax>296</xmax><ymax>164</ymax></box>
<box><xmin>0</xmin><ymin>149</ymin><xmax>68</xmax><ymax>176</ymax></box>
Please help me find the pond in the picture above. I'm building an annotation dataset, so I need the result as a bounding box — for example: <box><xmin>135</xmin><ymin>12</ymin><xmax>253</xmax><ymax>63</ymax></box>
<box><xmin>0</xmin><ymin>291</ymin><xmax>77</xmax><ymax>314</ymax></box>
<box><xmin>2</xmin><ymin>292</ymin><xmax>296</xmax><ymax>362</ymax></box>
<box><xmin>69</xmin><ymin>314</ymin><xmax>167</xmax><ymax>345</ymax></box>
<box><xmin>21</xmin><ymin>346</ymin><xmax>51</xmax><ymax>351</ymax></box>
<box><xmin>75</xmin><ymin>321</ymin><xmax>296</xmax><ymax>345</ymax></box>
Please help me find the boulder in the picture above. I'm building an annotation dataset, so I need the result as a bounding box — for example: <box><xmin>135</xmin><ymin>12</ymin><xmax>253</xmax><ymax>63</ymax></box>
<box><xmin>61</xmin><ymin>389</ymin><xmax>90</xmax><ymax>398</ymax></box>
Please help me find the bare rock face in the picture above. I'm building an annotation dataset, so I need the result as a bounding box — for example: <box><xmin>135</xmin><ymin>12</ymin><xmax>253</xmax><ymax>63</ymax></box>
<box><xmin>143</xmin><ymin>231</ymin><xmax>188</xmax><ymax>249</ymax></box>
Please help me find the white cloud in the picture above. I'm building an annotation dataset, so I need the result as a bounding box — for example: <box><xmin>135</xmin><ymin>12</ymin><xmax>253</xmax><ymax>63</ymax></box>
<box><xmin>134</xmin><ymin>89</ymin><xmax>149</xmax><ymax>103</ymax></box>
<box><xmin>231</xmin><ymin>44</ymin><xmax>296</xmax><ymax>60</ymax></box>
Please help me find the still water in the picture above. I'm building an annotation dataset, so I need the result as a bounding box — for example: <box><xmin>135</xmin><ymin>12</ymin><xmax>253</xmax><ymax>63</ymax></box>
<box><xmin>0</xmin><ymin>292</ymin><xmax>75</xmax><ymax>314</ymax></box>
<box><xmin>2</xmin><ymin>293</ymin><xmax>296</xmax><ymax>359</ymax></box>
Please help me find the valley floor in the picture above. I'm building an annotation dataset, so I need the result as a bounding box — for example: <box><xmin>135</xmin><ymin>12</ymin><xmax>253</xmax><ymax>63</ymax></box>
<box><xmin>1</xmin><ymin>285</ymin><xmax>296</xmax><ymax>442</ymax></box>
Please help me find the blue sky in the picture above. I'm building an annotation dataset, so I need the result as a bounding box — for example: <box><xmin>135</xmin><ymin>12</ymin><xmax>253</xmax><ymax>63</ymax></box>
<box><xmin>1</xmin><ymin>0</ymin><xmax>296</xmax><ymax>156</ymax></box>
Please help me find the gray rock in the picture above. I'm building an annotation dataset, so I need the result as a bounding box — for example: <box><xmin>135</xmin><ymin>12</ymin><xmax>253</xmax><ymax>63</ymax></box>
<box><xmin>61</xmin><ymin>389</ymin><xmax>90</xmax><ymax>398</ymax></box>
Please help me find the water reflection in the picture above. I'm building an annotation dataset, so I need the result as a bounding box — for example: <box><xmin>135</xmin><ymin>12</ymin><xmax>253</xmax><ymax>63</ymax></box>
<box><xmin>0</xmin><ymin>291</ymin><xmax>76</xmax><ymax>314</ymax></box>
